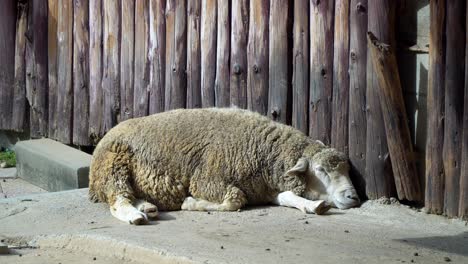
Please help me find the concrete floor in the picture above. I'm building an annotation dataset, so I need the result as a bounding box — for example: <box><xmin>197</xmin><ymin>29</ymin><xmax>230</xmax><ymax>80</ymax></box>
<box><xmin>0</xmin><ymin>189</ymin><xmax>467</xmax><ymax>263</ymax></box>
<box><xmin>0</xmin><ymin>168</ymin><xmax>47</xmax><ymax>199</ymax></box>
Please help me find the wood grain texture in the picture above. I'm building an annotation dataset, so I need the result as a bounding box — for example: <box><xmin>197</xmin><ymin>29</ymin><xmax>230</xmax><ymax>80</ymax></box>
<box><xmin>229</xmin><ymin>0</ymin><xmax>248</xmax><ymax>109</ymax></box>
<box><xmin>73</xmin><ymin>0</ymin><xmax>90</xmax><ymax>145</ymax></box>
<box><xmin>425</xmin><ymin>0</ymin><xmax>446</xmax><ymax>215</ymax></box>
<box><xmin>331</xmin><ymin>0</ymin><xmax>350</xmax><ymax>153</ymax></box>
<box><xmin>186</xmin><ymin>0</ymin><xmax>201</xmax><ymax>109</ymax></box>
<box><xmin>309</xmin><ymin>0</ymin><xmax>334</xmax><ymax>144</ymax></box>
<box><xmin>215</xmin><ymin>0</ymin><xmax>230</xmax><ymax>107</ymax></box>
<box><xmin>268</xmin><ymin>0</ymin><xmax>289</xmax><ymax>123</ymax></box>
<box><xmin>120</xmin><ymin>0</ymin><xmax>134</xmax><ymax>121</ymax></box>
<box><xmin>247</xmin><ymin>0</ymin><xmax>269</xmax><ymax>115</ymax></box>
<box><xmin>12</xmin><ymin>1</ymin><xmax>29</xmax><ymax>132</ymax></box>
<box><xmin>443</xmin><ymin>0</ymin><xmax>465</xmax><ymax>217</ymax></box>
<box><xmin>134</xmin><ymin>0</ymin><xmax>150</xmax><ymax>118</ymax></box>
<box><xmin>89</xmin><ymin>0</ymin><xmax>104</xmax><ymax>143</ymax></box>
<box><xmin>165</xmin><ymin>0</ymin><xmax>187</xmax><ymax>110</ymax></box>
<box><xmin>292</xmin><ymin>0</ymin><xmax>309</xmax><ymax>134</ymax></box>
<box><xmin>201</xmin><ymin>0</ymin><xmax>217</xmax><ymax>107</ymax></box>
<box><xmin>365</xmin><ymin>0</ymin><xmax>396</xmax><ymax>199</ymax></box>
<box><xmin>460</xmin><ymin>1</ymin><xmax>468</xmax><ymax>217</ymax></box>
<box><xmin>48</xmin><ymin>0</ymin><xmax>58</xmax><ymax>138</ymax></box>
<box><xmin>149</xmin><ymin>0</ymin><xmax>166</xmax><ymax>114</ymax></box>
<box><xmin>102</xmin><ymin>0</ymin><xmax>120</xmax><ymax>132</ymax></box>
<box><xmin>348</xmin><ymin>0</ymin><xmax>368</xmax><ymax>199</ymax></box>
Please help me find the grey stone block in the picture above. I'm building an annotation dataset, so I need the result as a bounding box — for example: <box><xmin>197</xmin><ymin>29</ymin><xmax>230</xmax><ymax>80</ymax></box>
<box><xmin>15</xmin><ymin>139</ymin><xmax>92</xmax><ymax>192</ymax></box>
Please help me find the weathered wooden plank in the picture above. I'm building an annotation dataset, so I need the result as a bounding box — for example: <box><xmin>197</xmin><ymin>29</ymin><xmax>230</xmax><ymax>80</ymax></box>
<box><xmin>268</xmin><ymin>0</ymin><xmax>288</xmax><ymax>123</ymax></box>
<box><xmin>134</xmin><ymin>0</ymin><xmax>150</xmax><ymax>117</ymax></box>
<box><xmin>460</xmin><ymin>0</ymin><xmax>468</xmax><ymax>220</ymax></box>
<box><xmin>120</xmin><ymin>0</ymin><xmax>134</xmax><ymax>121</ymax></box>
<box><xmin>186</xmin><ymin>0</ymin><xmax>201</xmax><ymax>109</ymax></box>
<box><xmin>12</xmin><ymin>0</ymin><xmax>29</xmax><ymax>132</ymax></box>
<box><xmin>365</xmin><ymin>0</ymin><xmax>396</xmax><ymax>199</ymax></box>
<box><xmin>425</xmin><ymin>0</ymin><xmax>446</xmax><ymax>215</ymax></box>
<box><xmin>443</xmin><ymin>0</ymin><xmax>465</xmax><ymax>217</ymax></box>
<box><xmin>247</xmin><ymin>0</ymin><xmax>269</xmax><ymax>115</ymax></box>
<box><xmin>331</xmin><ymin>0</ymin><xmax>350</xmax><ymax>153</ymax></box>
<box><xmin>368</xmin><ymin>32</ymin><xmax>422</xmax><ymax>202</ymax></box>
<box><xmin>48</xmin><ymin>0</ymin><xmax>58</xmax><ymax>138</ymax></box>
<box><xmin>229</xmin><ymin>0</ymin><xmax>248</xmax><ymax>109</ymax></box>
<box><xmin>201</xmin><ymin>0</ymin><xmax>217</xmax><ymax>107</ymax></box>
<box><xmin>89</xmin><ymin>0</ymin><xmax>104</xmax><ymax>143</ymax></box>
<box><xmin>73</xmin><ymin>0</ymin><xmax>90</xmax><ymax>145</ymax></box>
<box><xmin>292</xmin><ymin>0</ymin><xmax>309</xmax><ymax>134</ymax></box>
<box><xmin>149</xmin><ymin>0</ymin><xmax>166</xmax><ymax>114</ymax></box>
<box><xmin>165</xmin><ymin>0</ymin><xmax>187</xmax><ymax>110</ymax></box>
<box><xmin>215</xmin><ymin>0</ymin><xmax>230</xmax><ymax>107</ymax></box>
<box><xmin>0</xmin><ymin>0</ymin><xmax>16</xmax><ymax>130</ymax></box>
<box><xmin>28</xmin><ymin>0</ymin><xmax>49</xmax><ymax>138</ymax></box>
<box><xmin>348</xmin><ymin>0</ymin><xmax>368</xmax><ymax>199</ymax></box>
<box><xmin>102</xmin><ymin>0</ymin><xmax>121</xmax><ymax>131</ymax></box>
<box><xmin>309</xmin><ymin>0</ymin><xmax>334</xmax><ymax>144</ymax></box>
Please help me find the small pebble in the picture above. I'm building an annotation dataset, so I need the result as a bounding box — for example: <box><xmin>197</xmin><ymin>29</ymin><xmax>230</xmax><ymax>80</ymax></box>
<box><xmin>220</xmin><ymin>246</ymin><xmax>224</xmax><ymax>249</ymax></box>
<box><xmin>411</xmin><ymin>260</ymin><xmax>414</xmax><ymax>263</ymax></box>
<box><xmin>2</xmin><ymin>179</ymin><xmax>5</xmax><ymax>183</ymax></box>
<box><xmin>207</xmin><ymin>212</ymin><xmax>211</xmax><ymax>215</ymax></box>
<box><xmin>344</xmin><ymin>230</ymin><xmax>350</xmax><ymax>233</ymax></box>
<box><xmin>19</xmin><ymin>254</ymin><xmax>22</xmax><ymax>257</ymax></box>
<box><xmin>444</xmin><ymin>257</ymin><xmax>451</xmax><ymax>262</ymax></box>
<box><xmin>285</xmin><ymin>239</ymin><xmax>290</xmax><ymax>242</ymax></box>
<box><xmin>414</xmin><ymin>253</ymin><xmax>419</xmax><ymax>256</ymax></box>
<box><xmin>265</xmin><ymin>248</ymin><xmax>270</xmax><ymax>251</ymax></box>
<box><xmin>93</xmin><ymin>257</ymin><xmax>97</xmax><ymax>261</ymax></box>
<box><xmin>304</xmin><ymin>221</ymin><xmax>309</xmax><ymax>224</ymax></box>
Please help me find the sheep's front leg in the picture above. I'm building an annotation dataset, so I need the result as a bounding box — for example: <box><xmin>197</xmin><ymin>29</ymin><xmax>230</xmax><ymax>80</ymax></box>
<box><xmin>110</xmin><ymin>195</ymin><xmax>149</xmax><ymax>225</ymax></box>
<box><xmin>273</xmin><ymin>191</ymin><xmax>330</xmax><ymax>215</ymax></box>
<box><xmin>182</xmin><ymin>186</ymin><xmax>247</xmax><ymax>212</ymax></box>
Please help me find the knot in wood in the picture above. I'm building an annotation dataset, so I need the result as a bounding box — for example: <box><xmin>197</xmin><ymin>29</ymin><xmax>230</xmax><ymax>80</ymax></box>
<box><xmin>356</xmin><ymin>3</ymin><xmax>366</xmax><ymax>13</ymax></box>
<box><xmin>312</xmin><ymin>0</ymin><xmax>320</xmax><ymax>6</ymax></box>
<box><xmin>320</xmin><ymin>68</ymin><xmax>327</xmax><ymax>77</ymax></box>
<box><xmin>271</xmin><ymin>108</ymin><xmax>280</xmax><ymax>118</ymax></box>
<box><xmin>172</xmin><ymin>66</ymin><xmax>177</xmax><ymax>73</ymax></box>
<box><xmin>350</xmin><ymin>51</ymin><xmax>357</xmax><ymax>61</ymax></box>
<box><xmin>233</xmin><ymin>63</ymin><xmax>241</xmax><ymax>75</ymax></box>
<box><xmin>253</xmin><ymin>65</ymin><xmax>259</xmax><ymax>73</ymax></box>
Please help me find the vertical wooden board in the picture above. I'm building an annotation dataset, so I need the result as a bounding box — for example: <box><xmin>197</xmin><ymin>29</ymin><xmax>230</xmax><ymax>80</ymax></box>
<box><xmin>365</xmin><ymin>0</ymin><xmax>396</xmax><ymax>199</ymax></box>
<box><xmin>331</xmin><ymin>0</ymin><xmax>350</xmax><ymax>153</ymax></box>
<box><xmin>102</xmin><ymin>0</ymin><xmax>120</xmax><ymax>132</ymax></box>
<box><xmin>134</xmin><ymin>0</ymin><xmax>150</xmax><ymax>117</ymax></box>
<box><xmin>12</xmin><ymin>1</ymin><xmax>29</xmax><ymax>132</ymax></box>
<box><xmin>186</xmin><ymin>0</ymin><xmax>201</xmax><ymax>109</ymax></box>
<box><xmin>89</xmin><ymin>0</ymin><xmax>104</xmax><ymax>143</ymax></box>
<box><xmin>460</xmin><ymin>0</ymin><xmax>468</xmax><ymax>220</ymax></box>
<box><xmin>292</xmin><ymin>0</ymin><xmax>309</xmax><ymax>134</ymax></box>
<box><xmin>73</xmin><ymin>0</ymin><xmax>90</xmax><ymax>145</ymax></box>
<box><xmin>0</xmin><ymin>0</ymin><xmax>17</xmax><ymax>130</ymax></box>
<box><xmin>247</xmin><ymin>0</ymin><xmax>269</xmax><ymax>115</ymax></box>
<box><xmin>229</xmin><ymin>0</ymin><xmax>248</xmax><ymax>109</ymax></box>
<box><xmin>48</xmin><ymin>0</ymin><xmax>58</xmax><ymax>138</ymax></box>
<box><xmin>165</xmin><ymin>0</ymin><xmax>187</xmax><ymax>110</ymax></box>
<box><xmin>149</xmin><ymin>0</ymin><xmax>166</xmax><ymax>114</ymax></box>
<box><xmin>268</xmin><ymin>0</ymin><xmax>289</xmax><ymax>123</ymax></box>
<box><xmin>348</xmin><ymin>0</ymin><xmax>368</xmax><ymax>199</ymax></box>
<box><xmin>443</xmin><ymin>0</ymin><xmax>465</xmax><ymax>217</ymax></box>
<box><xmin>201</xmin><ymin>0</ymin><xmax>217</xmax><ymax>107</ymax></box>
<box><xmin>425</xmin><ymin>0</ymin><xmax>446</xmax><ymax>215</ymax></box>
<box><xmin>309</xmin><ymin>0</ymin><xmax>334</xmax><ymax>144</ymax></box>
<box><xmin>29</xmin><ymin>0</ymin><xmax>49</xmax><ymax>138</ymax></box>
<box><xmin>215</xmin><ymin>0</ymin><xmax>230</xmax><ymax>107</ymax></box>
<box><xmin>120</xmin><ymin>0</ymin><xmax>135</xmax><ymax>121</ymax></box>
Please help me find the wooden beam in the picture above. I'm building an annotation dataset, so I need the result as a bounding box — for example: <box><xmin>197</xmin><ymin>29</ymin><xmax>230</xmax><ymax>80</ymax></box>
<box><xmin>120</xmin><ymin>0</ymin><xmax>135</xmax><ymax>121</ymax></box>
<box><xmin>460</xmin><ymin>0</ymin><xmax>468</xmax><ymax>220</ymax></box>
<box><xmin>215</xmin><ymin>0</ymin><xmax>230</xmax><ymax>107</ymax></box>
<box><xmin>201</xmin><ymin>0</ymin><xmax>217</xmax><ymax>107</ymax></box>
<box><xmin>134</xmin><ymin>0</ymin><xmax>150</xmax><ymax>118</ymax></box>
<box><xmin>149</xmin><ymin>0</ymin><xmax>166</xmax><ymax>114</ymax></box>
<box><xmin>186</xmin><ymin>0</ymin><xmax>201</xmax><ymax>108</ymax></box>
<box><xmin>48</xmin><ymin>0</ymin><xmax>58</xmax><ymax>138</ymax></box>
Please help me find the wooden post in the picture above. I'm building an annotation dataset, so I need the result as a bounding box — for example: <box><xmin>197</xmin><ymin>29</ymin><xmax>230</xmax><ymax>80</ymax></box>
<box><xmin>149</xmin><ymin>0</ymin><xmax>166</xmax><ymax>114</ymax></box>
<box><xmin>247</xmin><ymin>0</ymin><xmax>269</xmax><ymax>115</ymax></box>
<box><xmin>368</xmin><ymin>32</ymin><xmax>422</xmax><ymax>202</ymax></box>
<box><xmin>268</xmin><ymin>0</ymin><xmax>289</xmax><ymax>123</ymax></box>
<box><xmin>331</xmin><ymin>0</ymin><xmax>350</xmax><ymax>153</ymax></box>
<box><xmin>292</xmin><ymin>0</ymin><xmax>309</xmax><ymax>134</ymax></box>
<box><xmin>443</xmin><ymin>0</ymin><xmax>465</xmax><ymax>217</ymax></box>
<box><xmin>460</xmin><ymin>0</ymin><xmax>468</xmax><ymax>220</ymax></box>
<box><xmin>102</xmin><ymin>0</ymin><xmax>120</xmax><ymax>132</ymax></box>
<box><xmin>186</xmin><ymin>0</ymin><xmax>201</xmax><ymax>108</ymax></box>
<box><xmin>120</xmin><ymin>0</ymin><xmax>135</xmax><ymax>121</ymax></box>
<box><xmin>425</xmin><ymin>0</ymin><xmax>446</xmax><ymax>215</ymax></box>
<box><xmin>89</xmin><ymin>0</ymin><xmax>104</xmax><ymax>143</ymax></box>
<box><xmin>73</xmin><ymin>0</ymin><xmax>90</xmax><ymax>146</ymax></box>
<box><xmin>348</xmin><ymin>0</ymin><xmax>368</xmax><ymax>199</ymax></box>
<box><xmin>215</xmin><ymin>0</ymin><xmax>230</xmax><ymax>107</ymax></box>
<box><xmin>309</xmin><ymin>0</ymin><xmax>334</xmax><ymax>144</ymax></box>
<box><xmin>48</xmin><ymin>0</ymin><xmax>58</xmax><ymax>138</ymax></box>
<box><xmin>201</xmin><ymin>0</ymin><xmax>217</xmax><ymax>107</ymax></box>
<box><xmin>12</xmin><ymin>0</ymin><xmax>29</xmax><ymax>132</ymax></box>
<box><xmin>134</xmin><ymin>0</ymin><xmax>150</xmax><ymax>118</ymax></box>
<box><xmin>365</xmin><ymin>0</ymin><xmax>396</xmax><ymax>199</ymax></box>
<box><xmin>229</xmin><ymin>0</ymin><xmax>248</xmax><ymax>109</ymax></box>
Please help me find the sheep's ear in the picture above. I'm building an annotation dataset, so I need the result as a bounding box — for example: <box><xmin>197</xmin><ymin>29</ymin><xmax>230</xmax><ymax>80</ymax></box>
<box><xmin>286</xmin><ymin>158</ymin><xmax>309</xmax><ymax>176</ymax></box>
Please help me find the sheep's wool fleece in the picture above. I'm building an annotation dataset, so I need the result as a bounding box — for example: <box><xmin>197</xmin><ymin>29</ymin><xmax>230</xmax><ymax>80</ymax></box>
<box><xmin>89</xmin><ymin>108</ymin><xmax>329</xmax><ymax>210</ymax></box>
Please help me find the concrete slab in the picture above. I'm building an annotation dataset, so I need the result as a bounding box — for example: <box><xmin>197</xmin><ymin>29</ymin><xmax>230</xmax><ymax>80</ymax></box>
<box><xmin>0</xmin><ymin>167</ymin><xmax>17</xmax><ymax>178</ymax></box>
<box><xmin>0</xmin><ymin>189</ymin><xmax>467</xmax><ymax>264</ymax></box>
<box><xmin>15</xmin><ymin>139</ymin><xmax>92</xmax><ymax>192</ymax></box>
<box><xmin>0</xmin><ymin>178</ymin><xmax>46</xmax><ymax>198</ymax></box>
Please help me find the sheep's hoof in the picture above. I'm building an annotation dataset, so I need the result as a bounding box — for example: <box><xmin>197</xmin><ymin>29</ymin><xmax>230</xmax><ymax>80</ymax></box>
<box><xmin>135</xmin><ymin>200</ymin><xmax>159</xmax><ymax>219</ymax></box>
<box><xmin>314</xmin><ymin>201</ymin><xmax>331</xmax><ymax>215</ymax></box>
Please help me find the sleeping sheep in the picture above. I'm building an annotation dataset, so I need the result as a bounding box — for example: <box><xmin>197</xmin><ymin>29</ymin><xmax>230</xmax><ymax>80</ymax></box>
<box><xmin>89</xmin><ymin>108</ymin><xmax>360</xmax><ymax>225</ymax></box>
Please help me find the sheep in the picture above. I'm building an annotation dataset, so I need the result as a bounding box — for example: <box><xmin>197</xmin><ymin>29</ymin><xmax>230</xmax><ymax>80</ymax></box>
<box><xmin>89</xmin><ymin>108</ymin><xmax>360</xmax><ymax>225</ymax></box>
